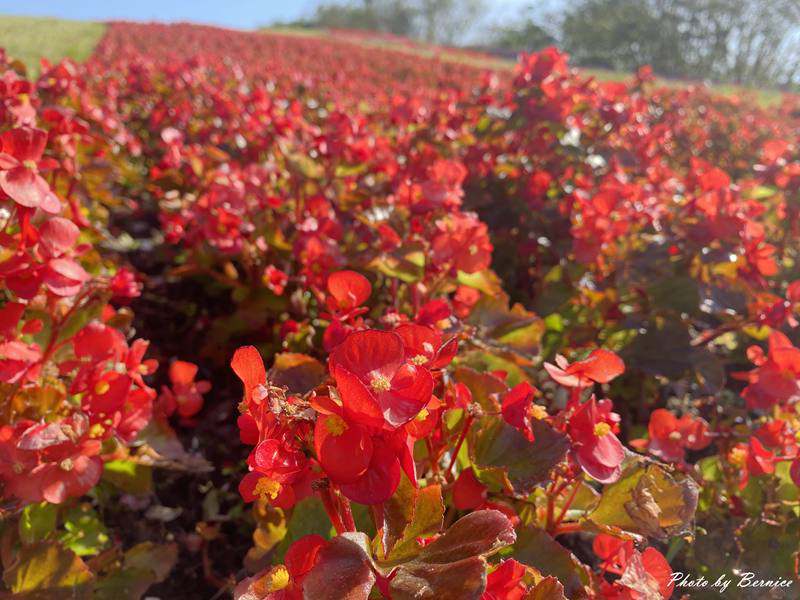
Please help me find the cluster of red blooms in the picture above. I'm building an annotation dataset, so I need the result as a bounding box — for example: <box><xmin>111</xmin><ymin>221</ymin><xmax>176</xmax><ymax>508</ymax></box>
<box><xmin>1</xmin><ymin>19</ymin><xmax>800</xmax><ymax>598</ymax></box>
<box><xmin>0</xmin><ymin>51</ymin><xmax>208</xmax><ymax>508</ymax></box>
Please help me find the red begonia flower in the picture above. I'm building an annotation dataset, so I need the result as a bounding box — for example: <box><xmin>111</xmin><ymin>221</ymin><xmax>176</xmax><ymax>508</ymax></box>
<box><xmin>452</xmin><ymin>467</ymin><xmax>488</xmax><ymax>510</ymax></box>
<box><xmin>394</xmin><ymin>323</ymin><xmax>458</xmax><ymax>370</ymax></box>
<box><xmin>545</xmin><ymin>349</ymin><xmax>625</xmax><ymax>388</ymax></box>
<box><xmin>568</xmin><ymin>396</ymin><xmax>625</xmax><ymax>483</ymax></box>
<box><xmin>338</xmin><ymin>437</ymin><xmax>402</xmax><ymax>504</ymax></box>
<box><xmin>501</xmin><ymin>381</ymin><xmax>540</xmax><ymax>442</ymax></box>
<box><xmin>330</xmin><ymin>329</ymin><xmax>433</xmax><ymax>428</ymax></box>
<box><xmin>232</xmin><ymin>345</ymin><xmax>267</xmax><ymax>406</ymax></box>
<box><xmin>482</xmin><ymin>559</ymin><xmax>528</xmax><ymax>600</ymax></box>
<box><xmin>326</xmin><ymin>270</ymin><xmax>370</xmax><ymax>313</ymax></box>
<box><xmin>646</xmin><ymin>409</ymin><xmax>711</xmax><ymax>462</ymax></box>
<box><xmin>314</xmin><ymin>413</ymin><xmax>373</xmax><ymax>484</ymax></box>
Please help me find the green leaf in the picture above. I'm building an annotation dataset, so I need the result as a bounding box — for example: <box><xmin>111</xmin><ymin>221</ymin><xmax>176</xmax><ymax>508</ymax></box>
<box><xmin>59</xmin><ymin>505</ymin><xmax>110</xmax><ymax>557</ymax></box>
<box><xmin>452</xmin><ymin>367</ymin><xmax>506</xmax><ymax>412</ymax></box>
<box><xmin>123</xmin><ymin>542</ymin><xmax>178</xmax><ymax>582</ymax></box>
<box><xmin>4</xmin><ymin>542</ymin><xmax>94</xmax><ymax>596</ymax></box>
<box><xmin>466</xmin><ymin>293</ymin><xmax>544</xmax><ymax>357</ymax></box>
<box><xmin>19</xmin><ymin>503</ymin><xmax>58</xmax><ymax>546</ymax></box>
<box><xmin>469</xmin><ymin>416</ymin><xmax>569</xmax><ymax>496</ymax></box>
<box><xmin>94</xmin><ymin>542</ymin><xmax>178</xmax><ymax>600</ymax></box>
<box><xmin>456</xmin><ymin>269</ymin><xmax>503</xmax><ymax>296</ymax></box>
<box><xmin>587</xmin><ymin>462</ymin><xmax>698</xmax><ymax>540</ymax></box>
<box><xmin>369</xmin><ymin>252</ymin><xmax>424</xmax><ymax>283</ymax></box>
<box><xmin>382</xmin><ymin>481</ymin><xmax>444</xmax><ymax>563</ymax></box>
<box><xmin>512</xmin><ymin>526</ymin><xmax>591</xmax><ymax>598</ymax></box>
<box><xmin>275</xmin><ymin>496</ymin><xmax>334</xmax><ymax>561</ymax></box>
<box><xmin>102</xmin><ymin>459</ymin><xmax>153</xmax><ymax>495</ymax></box>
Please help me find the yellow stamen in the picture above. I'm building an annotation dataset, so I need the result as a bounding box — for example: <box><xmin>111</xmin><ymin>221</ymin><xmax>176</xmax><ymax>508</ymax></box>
<box><xmin>594</xmin><ymin>422</ymin><xmax>611</xmax><ymax>437</ymax></box>
<box><xmin>668</xmin><ymin>431</ymin><xmax>682</xmax><ymax>442</ymax></box>
<box><xmin>59</xmin><ymin>458</ymin><xmax>74</xmax><ymax>472</ymax></box>
<box><xmin>253</xmin><ymin>477</ymin><xmax>281</xmax><ymax>501</ymax></box>
<box><xmin>728</xmin><ymin>447</ymin><xmax>747</xmax><ymax>467</ymax></box>
<box><xmin>411</xmin><ymin>354</ymin><xmax>429</xmax><ymax>365</ymax></box>
<box><xmin>89</xmin><ymin>423</ymin><xmax>106</xmax><ymax>438</ymax></box>
<box><xmin>370</xmin><ymin>373</ymin><xmax>391</xmax><ymax>393</ymax></box>
<box><xmin>254</xmin><ymin>565</ymin><xmax>290</xmax><ymax>594</ymax></box>
<box><xmin>94</xmin><ymin>381</ymin><xmax>110</xmax><ymax>395</ymax></box>
<box><xmin>530</xmin><ymin>405</ymin><xmax>548</xmax><ymax>420</ymax></box>
<box><xmin>324</xmin><ymin>414</ymin><xmax>348</xmax><ymax>436</ymax></box>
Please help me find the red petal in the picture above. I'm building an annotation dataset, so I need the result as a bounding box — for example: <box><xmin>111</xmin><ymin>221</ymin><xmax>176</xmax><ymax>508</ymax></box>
<box><xmin>39</xmin><ymin>217</ymin><xmax>79</xmax><ymax>256</ymax></box>
<box><xmin>452</xmin><ymin>467</ymin><xmax>487</xmax><ymax>510</ymax></box>
<box><xmin>575</xmin><ymin>349</ymin><xmax>625</xmax><ymax>383</ymax></box>
<box><xmin>640</xmin><ymin>547</ymin><xmax>674</xmax><ymax>599</ymax></box>
<box><xmin>231</xmin><ymin>346</ymin><xmax>266</xmax><ymax>401</ymax></box>
<box><xmin>327</xmin><ymin>270</ymin><xmax>371</xmax><ymax>310</ymax></box>
<box><xmin>379</xmin><ymin>364</ymin><xmax>433</xmax><ymax>427</ymax></box>
<box><xmin>314</xmin><ymin>415</ymin><xmax>373</xmax><ymax>484</ymax></box>
<box><xmin>332</xmin><ymin>365</ymin><xmax>385</xmax><ymax>429</ymax></box>
<box><xmin>170</xmin><ymin>360</ymin><xmax>198</xmax><ymax>385</ymax></box>
<box><xmin>285</xmin><ymin>535</ymin><xmax>328</xmax><ymax>579</ymax></box>
<box><xmin>0</xmin><ymin>127</ymin><xmax>47</xmax><ymax>162</ymax></box>
<box><xmin>339</xmin><ymin>440</ymin><xmax>401</xmax><ymax>505</ymax></box>
<box><xmin>329</xmin><ymin>329</ymin><xmax>404</xmax><ymax>381</ymax></box>
<box><xmin>0</xmin><ymin>167</ymin><xmax>49</xmax><ymax>208</ymax></box>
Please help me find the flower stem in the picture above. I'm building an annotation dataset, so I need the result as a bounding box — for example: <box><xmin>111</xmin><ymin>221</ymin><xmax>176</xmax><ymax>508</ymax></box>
<box><xmin>446</xmin><ymin>415</ymin><xmax>474</xmax><ymax>477</ymax></box>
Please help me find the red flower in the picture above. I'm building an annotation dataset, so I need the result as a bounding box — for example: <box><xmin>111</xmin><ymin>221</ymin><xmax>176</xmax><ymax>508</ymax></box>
<box><xmin>452</xmin><ymin>467</ymin><xmax>488</xmax><ymax>510</ymax></box>
<box><xmin>0</xmin><ymin>340</ymin><xmax>41</xmax><ymax>384</ymax></box>
<box><xmin>737</xmin><ymin>332</ymin><xmax>800</xmax><ymax>409</ymax></box>
<box><xmin>326</xmin><ymin>270</ymin><xmax>371</xmax><ymax>314</ymax></box>
<box><xmin>431</xmin><ymin>213</ymin><xmax>493</xmax><ymax>275</ymax></box>
<box><xmin>109</xmin><ymin>268</ymin><xmax>142</xmax><ymax>301</ymax></box>
<box><xmin>545</xmin><ymin>349</ymin><xmax>625</xmax><ymax>388</ymax></box>
<box><xmin>482</xmin><ymin>559</ymin><xmax>528</xmax><ymax>600</ymax></box>
<box><xmin>728</xmin><ymin>438</ymin><xmax>777</xmax><ymax>489</ymax></box>
<box><xmin>263</xmin><ymin>265</ymin><xmax>289</xmax><ymax>295</ymax></box>
<box><xmin>3</xmin><ymin>415</ymin><xmax>103</xmax><ymax>504</ymax></box>
<box><xmin>159</xmin><ymin>360</ymin><xmax>211</xmax><ymax>419</ymax></box>
<box><xmin>0</xmin><ymin>127</ymin><xmax>60</xmax><ymax>212</ymax></box>
<box><xmin>329</xmin><ymin>329</ymin><xmax>433</xmax><ymax>429</ymax></box>
<box><xmin>594</xmin><ymin>535</ymin><xmax>674</xmax><ymax>599</ymax></box>
<box><xmin>645</xmin><ymin>409</ymin><xmax>711</xmax><ymax>462</ymax></box>
<box><xmin>568</xmin><ymin>396</ymin><xmax>625</xmax><ymax>483</ymax></box>
<box><xmin>311</xmin><ymin>394</ymin><xmax>408</xmax><ymax>505</ymax></box>
<box><xmin>501</xmin><ymin>381</ymin><xmax>543</xmax><ymax>442</ymax></box>
<box><xmin>239</xmin><ymin>437</ymin><xmax>310</xmax><ymax>509</ymax></box>
<box><xmin>234</xmin><ymin>534</ymin><xmax>327</xmax><ymax>600</ymax></box>
<box><xmin>314</xmin><ymin>413</ymin><xmax>373</xmax><ymax>484</ymax></box>
<box><xmin>394</xmin><ymin>323</ymin><xmax>458</xmax><ymax>370</ymax></box>
<box><xmin>231</xmin><ymin>345</ymin><xmax>267</xmax><ymax>409</ymax></box>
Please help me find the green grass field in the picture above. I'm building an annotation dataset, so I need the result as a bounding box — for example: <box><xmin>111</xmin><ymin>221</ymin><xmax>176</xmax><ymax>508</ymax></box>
<box><xmin>0</xmin><ymin>15</ymin><xmax>105</xmax><ymax>77</ymax></box>
<box><xmin>0</xmin><ymin>15</ymin><xmax>784</xmax><ymax>105</ymax></box>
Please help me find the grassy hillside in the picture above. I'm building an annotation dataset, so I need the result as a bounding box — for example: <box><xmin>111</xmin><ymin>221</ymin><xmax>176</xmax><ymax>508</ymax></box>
<box><xmin>0</xmin><ymin>15</ymin><xmax>105</xmax><ymax>76</ymax></box>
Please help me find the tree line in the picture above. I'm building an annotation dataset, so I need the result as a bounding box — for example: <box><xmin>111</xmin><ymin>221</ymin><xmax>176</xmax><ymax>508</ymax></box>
<box><xmin>276</xmin><ymin>0</ymin><xmax>800</xmax><ymax>89</ymax></box>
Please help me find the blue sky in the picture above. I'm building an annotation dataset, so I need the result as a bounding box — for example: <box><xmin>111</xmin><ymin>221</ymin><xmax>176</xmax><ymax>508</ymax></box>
<box><xmin>0</xmin><ymin>0</ymin><xmax>542</xmax><ymax>30</ymax></box>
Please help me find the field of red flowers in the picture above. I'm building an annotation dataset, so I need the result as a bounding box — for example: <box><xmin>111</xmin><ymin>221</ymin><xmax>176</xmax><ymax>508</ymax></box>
<box><xmin>1</xmin><ymin>21</ymin><xmax>800</xmax><ymax>599</ymax></box>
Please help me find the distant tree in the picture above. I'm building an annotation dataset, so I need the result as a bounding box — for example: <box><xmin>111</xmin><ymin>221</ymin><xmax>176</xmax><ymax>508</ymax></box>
<box><xmin>560</xmin><ymin>0</ymin><xmax>800</xmax><ymax>87</ymax></box>
<box><xmin>486</xmin><ymin>7</ymin><xmax>556</xmax><ymax>55</ymax></box>
<box><xmin>280</xmin><ymin>0</ymin><xmax>485</xmax><ymax>45</ymax></box>
<box><xmin>414</xmin><ymin>0</ymin><xmax>485</xmax><ymax>45</ymax></box>
<box><xmin>561</xmin><ymin>0</ymin><xmax>675</xmax><ymax>73</ymax></box>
